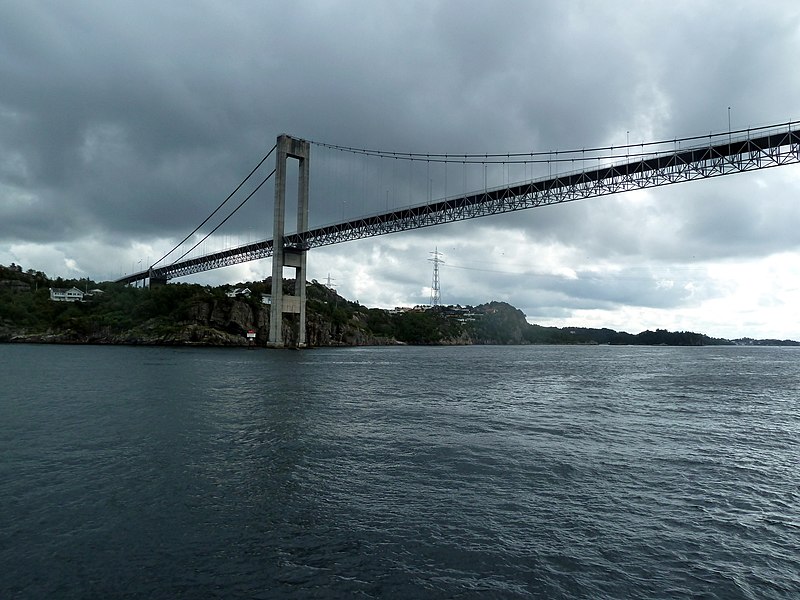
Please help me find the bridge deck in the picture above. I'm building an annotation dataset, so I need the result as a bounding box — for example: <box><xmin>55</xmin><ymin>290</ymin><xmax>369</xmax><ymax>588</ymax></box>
<box><xmin>116</xmin><ymin>125</ymin><xmax>800</xmax><ymax>284</ymax></box>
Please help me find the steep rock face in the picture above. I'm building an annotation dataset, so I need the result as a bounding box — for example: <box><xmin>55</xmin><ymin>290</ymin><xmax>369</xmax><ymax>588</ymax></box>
<box><xmin>440</xmin><ymin>331</ymin><xmax>473</xmax><ymax>345</ymax></box>
<box><xmin>185</xmin><ymin>299</ymin><xmax>261</xmax><ymax>342</ymax></box>
<box><xmin>182</xmin><ymin>298</ymin><xmax>392</xmax><ymax>347</ymax></box>
<box><xmin>187</xmin><ymin>300</ymin><xmax>213</xmax><ymax>323</ymax></box>
<box><xmin>210</xmin><ymin>300</ymin><xmax>254</xmax><ymax>335</ymax></box>
<box><xmin>115</xmin><ymin>321</ymin><xmax>247</xmax><ymax>346</ymax></box>
<box><xmin>304</xmin><ymin>311</ymin><xmax>393</xmax><ymax>346</ymax></box>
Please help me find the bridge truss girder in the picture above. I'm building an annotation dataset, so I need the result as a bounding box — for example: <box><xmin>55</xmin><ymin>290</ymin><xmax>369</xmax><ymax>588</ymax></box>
<box><xmin>290</xmin><ymin>127</ymin><xmax>800</xmax><ymax>246</ymax></box>
<box><xmin>118</xmin><ymin>125</ymin><xmax>799</xmax><ymax>284</ymax></box>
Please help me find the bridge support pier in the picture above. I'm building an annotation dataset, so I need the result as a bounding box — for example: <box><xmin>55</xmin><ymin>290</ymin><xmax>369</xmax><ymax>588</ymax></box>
<box><xmin>268</xmin><ymin>134</ymin><xmax>310</xmax><ymax>348</ymax></box>
<box><xmin>148</xmin><ymin>268</ymin><xmax>168</xmax><ymax>288</ymax></box>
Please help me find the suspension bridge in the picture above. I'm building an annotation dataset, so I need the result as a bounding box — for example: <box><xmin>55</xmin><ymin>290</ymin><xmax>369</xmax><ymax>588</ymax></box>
<box><xmin>115</xmin><ymin>120</ymin><xmax>800</xmax><ymax>347</ymax></box>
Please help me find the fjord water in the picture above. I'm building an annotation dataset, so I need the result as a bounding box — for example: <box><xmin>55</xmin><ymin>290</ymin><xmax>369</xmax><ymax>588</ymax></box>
<box><xmin>1</xmin><ymin>344</ymin><xmax>798</xmax><ymax>599</ymax></box>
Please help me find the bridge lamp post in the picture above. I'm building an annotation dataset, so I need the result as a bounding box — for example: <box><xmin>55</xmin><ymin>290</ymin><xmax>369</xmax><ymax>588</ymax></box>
<box><xmin>728</xmin><ymin>106</ymin><xmax>732</xmax><ymax>146</ymax></box>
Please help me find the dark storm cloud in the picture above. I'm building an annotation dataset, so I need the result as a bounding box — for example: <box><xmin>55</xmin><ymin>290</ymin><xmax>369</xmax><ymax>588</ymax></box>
<box><xmin>0</xmin><ymin>1</ymin><xmax>283</xmax><ymax>242</ymax></box>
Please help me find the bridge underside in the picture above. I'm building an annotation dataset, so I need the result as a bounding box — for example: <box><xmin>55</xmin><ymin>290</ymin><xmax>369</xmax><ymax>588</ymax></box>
<box><xmin>117</xmin><ymin>124</ymin><xmax>800</xmax><ymax>286</ymax></box>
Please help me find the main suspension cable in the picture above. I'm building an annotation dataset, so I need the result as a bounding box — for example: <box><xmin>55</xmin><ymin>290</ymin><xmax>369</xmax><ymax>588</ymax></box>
<box><xmin>309</xmin><ymin>120</ymin><xmax>797</xmax><ymax>164</ymax></box>
<box><xmin>151</xmin><ymin>144</ymin><xmax>277</xmax><ymax>269</ymax></box>
<box><xmin>171</xmin><ymin>168</ymin><xmax>276</xmax><ymax>265</ymax></box>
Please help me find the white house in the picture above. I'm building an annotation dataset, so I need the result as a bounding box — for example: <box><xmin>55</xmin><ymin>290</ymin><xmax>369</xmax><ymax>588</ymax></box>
<box><xmin>49</xmin><ymin>287</ymin><xmax>85</xmax><ymax>302</ymax></box>
<box><xmin>226</xmin><ymin>287</ymin><xmax>252</xmax><ymax>298</ymax></box>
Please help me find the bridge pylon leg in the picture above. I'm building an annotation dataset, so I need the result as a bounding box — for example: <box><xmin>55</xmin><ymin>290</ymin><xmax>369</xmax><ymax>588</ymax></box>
<box><xmin>268</xmin><ymin>134</ymin><xmax>310</xmax><ymax>348</ymax></box>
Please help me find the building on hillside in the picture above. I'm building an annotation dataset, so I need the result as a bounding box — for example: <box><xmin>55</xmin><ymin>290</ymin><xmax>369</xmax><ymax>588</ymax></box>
<box><xmin>226</xmin><ymin>287</ymin><xmax>252</xmax><ymax>298</ymax></box>
<box><xmin>49</xmin><ymin>287</ymin><xmax>85</xmax><ymax>302</ymax></box>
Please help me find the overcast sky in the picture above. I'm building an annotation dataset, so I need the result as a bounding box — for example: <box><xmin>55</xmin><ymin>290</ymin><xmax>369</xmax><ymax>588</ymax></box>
<box><xmin>2</xmin><ymin>1</ymin><xmax>800</xmax><ymax>339</ymax></box>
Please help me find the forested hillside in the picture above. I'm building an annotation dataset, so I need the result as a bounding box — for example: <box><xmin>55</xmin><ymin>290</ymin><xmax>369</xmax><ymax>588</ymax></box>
<box><xmin>2</xmin><ymin>263</ymin><xmax>786</xmax><ymax>347</ymax></box>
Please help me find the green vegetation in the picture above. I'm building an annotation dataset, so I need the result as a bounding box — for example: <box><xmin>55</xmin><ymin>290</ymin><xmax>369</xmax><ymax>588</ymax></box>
<box><xmin>2</xmin><ymin>262</ymin><xmax>795</xmax><ymax>346</ymax></box>
<box><xmin>0</xmin><ymin>264</ymin><xmax>213</xmax><ymax>341</ymax></box>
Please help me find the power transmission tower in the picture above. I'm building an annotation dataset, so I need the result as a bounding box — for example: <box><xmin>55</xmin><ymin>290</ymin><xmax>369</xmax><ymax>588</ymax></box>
<box><xmin>429</xmin><ymin>247</ymin><xmax>444</xmax><ymax>306</ymax></box>
<box><xmin>324</xmin><ymin>273</ymin><xmax>337</xmax><ymax>290</ymax></box>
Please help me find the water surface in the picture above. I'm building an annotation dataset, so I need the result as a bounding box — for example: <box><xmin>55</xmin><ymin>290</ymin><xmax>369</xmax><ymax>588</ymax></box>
<box><xmin>1</xmin><ymin>344</ymin><xmax>798</xmax><ymax>598</ymax></box>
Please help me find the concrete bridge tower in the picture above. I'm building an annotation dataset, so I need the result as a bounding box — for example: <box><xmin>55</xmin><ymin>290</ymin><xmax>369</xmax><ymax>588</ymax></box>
<box><xmin>268</xmin><ymin>134</ymin><xmax>310</xmax><ymax>348</ymax></box>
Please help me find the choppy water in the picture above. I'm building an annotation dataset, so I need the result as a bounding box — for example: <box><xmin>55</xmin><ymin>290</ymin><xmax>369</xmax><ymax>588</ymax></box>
<box><xmin>1</xmin><ymin>344</ymin><xmax>798</xmax><ymax>599</ymax></box>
